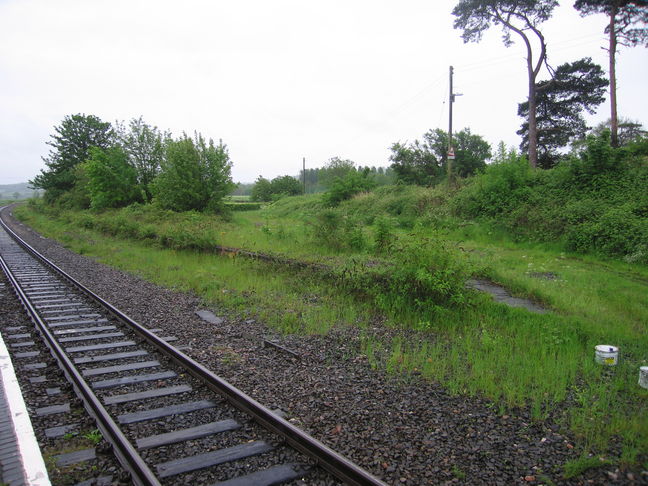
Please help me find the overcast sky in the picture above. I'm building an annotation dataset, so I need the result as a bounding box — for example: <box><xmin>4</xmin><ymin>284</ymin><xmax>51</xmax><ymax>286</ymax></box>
<box><xmin>1</xmin><ymin>0</ymin><xmax>646</xmax><ymax>185</ymax></box>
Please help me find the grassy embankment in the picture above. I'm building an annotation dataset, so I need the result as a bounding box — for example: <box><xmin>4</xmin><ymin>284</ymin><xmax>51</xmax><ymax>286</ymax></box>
<box><xmin>14</xmin><ymin>182</ymin><xmax>648</xmax><ymax>476</ymax></box>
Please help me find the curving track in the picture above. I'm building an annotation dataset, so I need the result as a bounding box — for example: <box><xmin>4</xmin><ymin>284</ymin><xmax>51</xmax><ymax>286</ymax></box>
<box><xmin>0</xmin><ymin>206</ymin><xmax>387</xmax><ymax>486</ymax></box>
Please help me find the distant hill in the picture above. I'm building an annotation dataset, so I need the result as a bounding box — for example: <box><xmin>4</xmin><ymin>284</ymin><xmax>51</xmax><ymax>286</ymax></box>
<box><xmin>0</xmin><ymin>182</ymin><xmax>40</xmax><ymax>201</ymax></box>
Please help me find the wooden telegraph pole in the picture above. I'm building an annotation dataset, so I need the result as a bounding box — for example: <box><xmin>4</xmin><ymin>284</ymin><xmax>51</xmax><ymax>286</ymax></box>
<box><xmin>448</xmin><ymin>66</ymin><xmax>461</xmax><ymax>181</ymax></box>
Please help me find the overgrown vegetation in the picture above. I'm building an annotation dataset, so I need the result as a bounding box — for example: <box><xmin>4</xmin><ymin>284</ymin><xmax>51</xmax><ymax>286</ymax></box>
<box><xmin>15</xmin><ymin>170</ymin><xmax>648</xmax><ymax>473</ymax></box>
<box><xmin>453</xmin><ymin>131</ymin><xmax>648</xmax><ymax>262</ymax></box>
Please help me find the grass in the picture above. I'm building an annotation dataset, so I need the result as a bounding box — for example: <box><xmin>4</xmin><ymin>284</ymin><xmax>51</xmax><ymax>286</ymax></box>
<box><xmin>13</xmin><ymin>197</ymin><xmax>648</xmax><ymax>474</ymax></box>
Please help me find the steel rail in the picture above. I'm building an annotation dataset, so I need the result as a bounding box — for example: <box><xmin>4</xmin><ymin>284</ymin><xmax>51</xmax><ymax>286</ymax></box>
<box><xmin>0</xmin><ymin>251</ymin><xmax>161</xmax><ymax>486</ymax></box>
<box><xmin>0</xmin><ymin>210</ymin><xmax>387</xmax><ymax>486</ymax></box>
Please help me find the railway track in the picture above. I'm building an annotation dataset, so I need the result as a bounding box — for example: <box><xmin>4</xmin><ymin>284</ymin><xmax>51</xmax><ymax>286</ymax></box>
<box><xmin>0</xmin><ymin>208</ymin><xmax>387</xmax><ymax>486</ymax></box>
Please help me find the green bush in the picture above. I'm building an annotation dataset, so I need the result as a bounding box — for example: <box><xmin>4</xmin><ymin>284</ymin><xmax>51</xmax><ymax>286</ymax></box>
<box><xmin>225</xmin><ymin>202</ymin><xmax>262</xmax><ymax>211</ymax></box>
<box><xmin>311</xmin><ymin>210</ymin><xmax>367</xmax><ymax>252</ymax></box>
<box><xmin>322</xmin><ymin>170</ymin><xmax>376</xmax><ymax>207</ymax></box>
<box><xmin>334</xmin><ymin>231</ymin><xmax>469</xmax><ymax>317</ymax></box>
<box><xmin>451</xmin><ymin>152</ymin><xmax>535</xmax><ymax>218</ymax></box>
<box><xmin>450</xmin><ymin>133</ymin><xmax>648</xmax><ymax>260</ymax></box>
<box><xmin>566</xmin><ymin>204</ymin><xmax>648</xmax><ymax>261</ymax></box>
<box><xmin>373</xmin><ymin>216</ymin><xmax>394</xmax><ymax>253</ymax></box>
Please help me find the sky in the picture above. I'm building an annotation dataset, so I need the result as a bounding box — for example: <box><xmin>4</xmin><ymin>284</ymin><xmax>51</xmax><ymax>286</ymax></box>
<box><xmin>0</xmin><ymin>0</ymin><xmax>646</xmax><ymax>185</ymax></box>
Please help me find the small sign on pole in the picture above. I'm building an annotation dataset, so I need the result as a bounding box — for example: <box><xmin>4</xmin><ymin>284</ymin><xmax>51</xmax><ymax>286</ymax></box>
<box><xmin>448</xmin><ymin>148</ymin><xmax>455</xmax><ymax>160</ymax></box>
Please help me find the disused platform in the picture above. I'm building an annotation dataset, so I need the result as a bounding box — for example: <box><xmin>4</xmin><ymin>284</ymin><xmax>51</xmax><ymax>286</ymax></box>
<box><xmin>0</xmin><ymin>328</ymin><xmax>50</xmax><ymax>486</ymax></box>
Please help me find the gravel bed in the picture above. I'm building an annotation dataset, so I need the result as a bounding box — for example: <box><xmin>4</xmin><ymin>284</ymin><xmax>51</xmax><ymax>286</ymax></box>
<box><xmin>3</xmin><ymin>209</ymin><xmax>647</xmax><ymax>485</ymax></box>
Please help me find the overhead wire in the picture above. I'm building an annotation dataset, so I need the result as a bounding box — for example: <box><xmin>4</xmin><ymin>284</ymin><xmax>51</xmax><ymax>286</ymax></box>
<box><xmin>329</xmin><ymin>30</ymin><xmax>607</xmax><ymax>157</ymax></box>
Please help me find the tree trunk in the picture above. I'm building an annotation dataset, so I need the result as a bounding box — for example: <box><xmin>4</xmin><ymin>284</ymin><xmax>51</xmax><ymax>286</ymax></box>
<box><xmin>609</xmin><ymin>4</ymin><xmax>619</xmax><ymax>147</ymax></box>
<box><xmin>527</xmin><ymin>63</ymin><xmax>538</xmax><ymax>168</ymax></box>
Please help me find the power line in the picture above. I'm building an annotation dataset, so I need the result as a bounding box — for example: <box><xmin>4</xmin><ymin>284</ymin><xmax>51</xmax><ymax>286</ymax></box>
<box><xmin>455</xmin><ymin>32</ymin><xmax>605</xmax><ymax>73</ymax></box>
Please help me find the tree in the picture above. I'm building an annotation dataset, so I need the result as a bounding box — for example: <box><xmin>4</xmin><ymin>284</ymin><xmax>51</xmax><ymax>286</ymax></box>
<box><xmin>574</xmin><ymin>0</ymin><xmax>648</xmax><ymax>147</ymax></box>
<box><xmin>390</xmin><ymin>139</ymin><xmax>442</xmax><ymax>186</ymax></box>
<box><xmin>270</xmin><ymin>175</ymin><xmax>303</xmax><ymax>197</ymax></box>
<box><xmin>517</xmin><ymin>57</ymin><xmax>608</xmax><ymax>168</ymax></box>
<box><xmin>199</xmin><ymin>136</ymin><xmax>235</xmax><ymax>213</ymax></box>
<box><xmin>390</xmin><ymin>128</ymin><xmax>491</xmax><ymax>185</ymax></box>
<box><xmin>453</xmin><ymin>0</ymin><xmax>558</xmax><ymax>168</ymax></box>
<box><xmin>116</xmin><ymin>117</ymin><xmax>169</xmax><ymax>202</ymax></box>
<box><xmin>152</xmin><ymin>133</ymin><xmax>233</xmax><ymax>213</ymax></box>
<box><xmin>322</xmin><ymin>169</ymin><xmax>377</xmax><ymax>206</ymax></box>
<box><xmin>592</xmin><ymin>117</ymin><xmax>647</xmax><ymax>144</ymax></box>
<box><xmin>31</xmin><ymin>114</ymin><xmax>114</xmax><ymax>202</ymax></box>
<box><xmin>250</xmin><ymin>177</ymin><xmax>273</xmax><ymax>202</ymax></box>
<box><xmin>439</xmin><ymin>129</ymin><xmax>492</xmax><ymax>177</ymax></box>
<box><xmin>250</xmin><ymin>175</ymin><xmax>303</xmax><ymax>202</ymax></box>
<box><xmin>84</xmin><ymin>147</ymin><xmax>141</xmax><ymax>210</ymax></box>
<box><xmin>319</xmin><ymin>157</ymin><xmax>356</xmax><ymax>188</ymax></box>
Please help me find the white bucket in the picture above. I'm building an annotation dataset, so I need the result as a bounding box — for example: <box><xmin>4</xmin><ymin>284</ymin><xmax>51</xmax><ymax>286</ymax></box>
<box><xmin>639</xmin><ymin>367</ymin><xmax>648</xmax><ymax>389</ymax></box>
<box><xmin>594</xmin><ymin>345</ymin><xmax>618</xmax><ymax>366</ymax></box>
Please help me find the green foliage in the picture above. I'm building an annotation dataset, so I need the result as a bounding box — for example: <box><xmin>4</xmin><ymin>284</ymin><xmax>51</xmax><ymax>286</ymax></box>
<box><xmin>373</xmin><ymin>216</ymin><xmax>394</xmax><ymax>253</ymax></box>
<box><xmin>589</xmin><ymin>117</ymin><xmax>648</xmax><ymax>146</ymax></box>
<box><xmin>55</xmin><ymin>164</ymin><xmax>91</xmax><ymax>210</ymax></box>
<box><xmin>452</xmin><ymin>0</ymin><xmax>558</xmax><ymax>46</ymax></box>
<box><xmin>566</xmin><ymin>204</ymin><xmax>647</xmax><ymax>258</ymax></box>
<box><xmin>563</xmin><ymin>455</ymin><xmax>611</xmax><ymax>479</ymax></box>
<box><xmin>452</xmin><ymin>128</ymin><xmax>493</xmax><ymax>177</ymax></box>
<box><xmin>250</xmin><ymin>176</ymin><xmax>272</xmax><ymax>202</ymax></box>
<box><xmin>389</xmin><ymin>139</ymin><xmax>441</xmax><ymax>185</ymax></box>
<box><xmin>453</xmin><ymin>131</ymin><xmax>648</xmax><ymax>261</ymax></box>
<box><xmin>225</xmin><ymin>202</ymin><xmax>262</xmax><ymax>211</ymax></box>
<box><xmin>31</xmin><ymin>114</ymin><xmax>114</xmax><ymax>203</ymax></box>
<box><xmin>270</xmin><ymin>175</ymin><xmax>303</xmax><ymax>197</ymax></box>
<box><xmin>115</xmin><ymin>117</ymin><xmax>169</xmax><ymax>201</ymax></box>
<box><xmin>15</xmin><ymin>173</ymin><xmax>648</xmax><ymax>470</ymax></box>
<box><xmin>517</xmin><ymin>57</ymin><xmax>608</xmax><ymax>168</ymax></box>
<box><xmin>311</xmin><ymin>210</ymin><xmax>362</xmax><ymax>251</ymax></box>
<box><xmin>81</xmin><ymin>429</ymin><xmax>102</xmax><ymax>445</ymax></box>
<box><xmin>567</xmin><ymin>130</ymin><xmax>623</xmax><ymax>183</ymax></box>
<box><xmin>452</xmin><ymin>151</ymin><xmax>535</xmax><ymax>217</ymax></box>
<box><xmin>250</xmin><ymin>175</ymin><xmax>303</xmax><ymax>202</ymax></box>
<box><xmin>152</xmin><ymin>133</ymin><xmax>233</xmax><ymax>213</ymax></box>
<box><xmin>84</xmin><ymin>147</ymin><xmax>141</xmax><ymax>210</ymax></box>
<box><xmin>322</xmin><ymin>169</ymin><xmax>377</xmax><ymax>206</ymax></box>
<box><xmin>299</xmin><ymin>164</ymin><xmax>395</xmax><ymax>194</ymax></box>
<box><xmin>318</xmin><ymin>157</ymin><xmax>356</xmax><ymax>188</ymax></box>
<box><xmin>390</xmin><ymin>128</ymin><xmax>491</xmax><ymax>184</ymax></box>
<box><xmin>452</xmin><ymin>0</ymin><xmax>558</xmax><ymax>168</ymax></box>
<box><xmin>331</xmin><ymin>232</ymin><xmax>469</xmax><ymax>317</ymax></box>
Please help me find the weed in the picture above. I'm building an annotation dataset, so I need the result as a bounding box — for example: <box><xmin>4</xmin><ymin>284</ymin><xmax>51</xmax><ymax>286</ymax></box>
<box><xmin>82</xmin><ymin>429</ymin><xmax>102</xmax><ymax>445</ymax></box>
<box><xmin>451</xmin><ymin>464</ymin><xmax>466</xmax><ymax>479</ymax></box>
<box><xmin>563</xmin><ymin>455</ymin><xmax>611</xmax><ymax>479</ymax></box>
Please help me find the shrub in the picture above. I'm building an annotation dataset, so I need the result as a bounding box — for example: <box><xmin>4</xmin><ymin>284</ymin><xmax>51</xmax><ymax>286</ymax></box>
<box><xmin>322</xmin><ymin>170</ymin><xmax>376</xmax><ymax>207</ymax></box>
<box><xmin>152</xmin><ymin>134</ymin><xmax>233</xmax><ymax>213</ymax></box>
<box><xmin>311</xmin><ymin>210</ymin><xmax>367</xmax><ymax>252</ymax></box>
<box><xmin>84</xmin><ymin>147</ymin><xmax>141</xmax><ymax>210</ymax></box>
<box><xmin>335</xmin><ymin>231</ymin><xmax>469</xmax><ymax>317</ymax></box>
<box><xmin>566</xmin><ymin>204</ymin><xmax>648</xmax><ymax>260</ymax></box>
<box><xmin>374</xmin><ymin>216</ymin><xmax>394</xmax><ymax>253</ymax></box>
<box><xmin>451</xmin><ymin>152</ymin><xmax>535</xmax><ymax>218</ymax></box>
